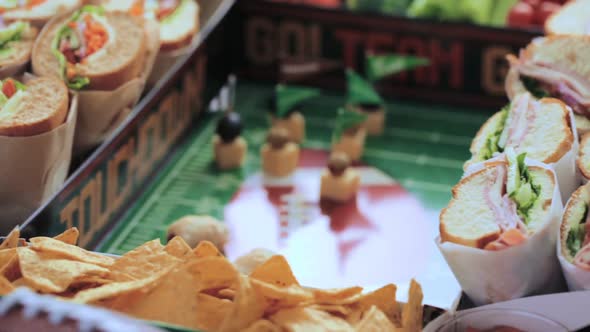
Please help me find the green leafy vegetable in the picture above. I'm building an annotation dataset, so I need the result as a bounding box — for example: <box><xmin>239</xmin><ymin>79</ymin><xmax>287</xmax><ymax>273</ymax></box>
<box><xmin>506</xmin><ymin>149</ymin><xmax>541</xmax><ymax>224</ymax></box>
<box><xmin>161</xmin><ymin>0</ymin><xmax>190</xmax><ymax>24</ymax></box>
<box><xmin>567</xmin><ymin>204</ymin><xmax>588</xmax><ymax>257</ymax></box>
<box><xmin>476</xmin><ymin>104</ymin><xmax>509</xmax><ymax>161</ymax></box>
<box><xmin>70</xmin><ymin>5</ymin><xmax>105</xmax><ymax>22</ymax></box>
<box><xmin>521</xmin><ymin>75</ymin><xmax>550</xmax><ymax>99</ymax></box>
<box><xmin>67</xmin><ymin>76</ymin><xmax>91</xmax><ymax>90</ymax></box>
<box><xmin>0</xmin><ymin>22</ymin><xmax>29</xmax><ymax>50</ymax></box>
<box><xmin>346</xmin><ymin>69</ymin><xmax>383</xmax><ymax>106</ymax></box>
<box><xmin>365</xmin><ymin>54</ymin><xmax>430</xmax><ymax>82</ymax></box>
<box><xmin>332</xmin><ymin>107</ymin><xmax>367</xmax><ymax>142</ymax></box>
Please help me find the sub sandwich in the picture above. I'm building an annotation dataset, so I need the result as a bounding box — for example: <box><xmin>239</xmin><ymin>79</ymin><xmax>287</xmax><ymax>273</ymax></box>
<box><xmin>441</xmin><ymin>149</ymin><xmax>556</xmax><ymax>251</ymax></box>
<box><xmin>545</xmin><ymin>0</ymin><xmax>590</xmax><ymax>36</ymax></box>
<box><xmin>467</xmin><ymin>93</ymin><xmax>574</xmax><ymax>167</ymax></box>
<box><xmin>0</xmin><ymin>21</ymin><xmax>37</xmax><ymax>74</ymax></box>
<box><xmin>0</xmin><ymin>76</ymin><xmax>69</xmax><ymax>136</ymax></box>
<box><xmin>560</xmin><ymin>183</ymin><xmax>590</xmax><ymax>271</ymax></box>
<box><xmin>101</xmin><ymin>0</ymin><xmax>199</xmax><ymax>51</ymax></box>
<box><xmin>32</xmin><ymin>5</ymin><xmax>146</xmax><ymax>90</ymax></box>
<box><xmin>506</xmin><ymin>35</ymin><xmax>590</xmax><ymax>136</ymax></box>
<box><xmin>1</xmin><ymin>0</ymin><xmax>83</xmax><ymax>27</ymax></box>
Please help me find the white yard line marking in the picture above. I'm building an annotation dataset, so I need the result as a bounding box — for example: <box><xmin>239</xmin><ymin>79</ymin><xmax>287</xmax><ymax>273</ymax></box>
<box><xmin>106</xmin><ymin>124</ymin><xmax>216</xmax><ymax>252</ymax></box>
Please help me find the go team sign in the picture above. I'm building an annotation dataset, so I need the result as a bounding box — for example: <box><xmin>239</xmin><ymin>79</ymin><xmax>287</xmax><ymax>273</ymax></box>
<box><xmin>22</xmin><ymin>51</ymin><xmax>208</xmax><ymax>249</ymax></box>
<box><xmin>238</xmin><ymin>0</ymin><xmax>541</xmax><ymax>109</ymax></box>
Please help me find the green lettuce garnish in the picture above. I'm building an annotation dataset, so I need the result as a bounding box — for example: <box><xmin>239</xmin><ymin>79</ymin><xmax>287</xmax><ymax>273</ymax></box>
<box><xmin>567</xmin><ymin>206</ymin><xmax>587</xmax><ymax>257</ymax></box>
<box><xmin>0</xmin><ymin>78</ymin><xmax>27</xmax><ymax>109</ymax></box>
<box><xmin>476</xmin><ymin>104</ymin><xmax>509</xmax><ymax>161</ymax></box>
<box><xmin>521</xmin><ymin>75</ymin><xmax>550</xmax><ymax>99</ymax></box>
<box><xmin>161</xmin><ymin>0</ymin><xmax>189</xmax><ymax>24</ymax></box>
<box><xmin>332</xmin><ymin>107</ymin><xmax>367</xmax><ymax>142</ymax></box>
<box><xmin>51</xmin><ymin>5</ymin><xmax>105</xmax><ymax>90</ymax></box>
<box><xmin>0</xmin><ymin>22</ymin><xmax>28</xmax><ymax>50</ymax></box>
<box><xmin>506</xmin><ymin>149</ymin><xmax>541</xmax><ymax>225</ymax></box>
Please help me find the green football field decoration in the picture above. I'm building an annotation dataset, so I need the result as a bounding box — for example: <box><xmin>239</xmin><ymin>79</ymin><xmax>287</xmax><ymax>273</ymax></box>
<box><xmin>332</xmin><ymin>107</ymin><xmax>368</xmax><ymax>142</ymax></box>
<box><xmin>346</xmin><ymin>69</ymin><xmax>383</xmax><ymax>106</ymax></box>
<box><xmin>365</xmin><ymin>54</ymin><xmax>430</xmax><ymax>82</ymax></box>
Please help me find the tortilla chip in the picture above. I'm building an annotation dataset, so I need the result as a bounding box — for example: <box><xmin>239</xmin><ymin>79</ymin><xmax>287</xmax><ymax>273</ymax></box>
<box><xmin>193</xmin><ymin>241</ymin><xmax>223</xmax><ymax>258</ymax></box>
<box><xmin>109</xmin><ymin>239</ymin><xmax>181</xmax><ymax>281</ymax></box>
<box><xmin>0</xmin><ymin>254</ymin><xmax>20</xmax><ymax>281</ymax></box>
<box><xmin>219</xmin><ymin>275</ymin><xmax>266</xmax><ymax>332</ymax></box>
<box><xmin>309</xmin><ymin>304</ymin><xmax>352</xmax><ymax>316</ymax></box>
<box><xmin>117</xmin><ymin>262</ymin><xmax>203</xmax><ymax>329</ymax></box>
<box><xmin>0</xmin><ymin>274</ymin><xmax>14</xmax><ymax>295</ymax></box>
<box><xmin>187</xmin><ymin>256</ymin><xmax>238</xmax><ymax>291</ymax></box>
<box><xmin>269</xmin><ymin>307</ymin><xmax>354</xmax><ymax>332</ymax></box>
<box><xmin>53</xmin><ymin>228</ymin><xmax>80</xmax><ymax>245</ymax></box>
<box><xmin>250</xmin><ymin>255</ymin><xmax>299</xmax><ymax>287</ymax></box>
<box><xmin>0</xmin><ymin>248</ymin><xmax>16</xmax><ymax>269</ymax></box>
<box><xmin>313</xmin><ymin>286</ymin><xmax>363</xmax><ymax>305</ymax></box>
<box><xmin>0</xmin><ymin>226</ymin><xmax>20</xmax><ymax>250</ymax></box>
<box><xmin>355</xmin><ymin>305</ymin><xmax>397</xmax><ymax>331</ymax></box>
<box><xmin>400</xmin><ymin>279</ymin><xmax>423</xmax><ymax>331</ymax></box>
<box><xmin>11</xmin><ymin>278</ymin><xmax>28</xmax><ymax>288</ymax></box>
<box><xmin>217</xmin><ymin>288</ymin><xmax>236</xmax><ymax>300</ymax></box>
<box><xmin>194</xmin><ymin>293</ymin><xmax>233</xmax><ymax>331</ymax></box>
<box><xmin>354</xmin><ymin>284</ymin><xmax>400</xmax><ymax>326</ymax></box>
<box><xmin>164</xmin><ymin>236</ymin><xmax>192</xmax><ymax>258</ymax></box>
<box><xmin>243</xmin><ymin>319</ymin><xmax>282</xmax><ymax>332</ymax></box>
<box><xmin>251</xmin><ymin>279</ymin><xmax>313</xmax><ymax>313</ymax></box>
<box><xmin>28</xmin><ymin>237</ymin><xmax>114</xmax><ymax>267</ymax></box>
<box><xmin>72</xmin><ymin>271</ymin><xmax>166</xmax><ymax>304</ymax></box>
<box><xmin>18</xmin><ymin>248</ymin><xmax>109</xmax><ymax>293</ymax></box>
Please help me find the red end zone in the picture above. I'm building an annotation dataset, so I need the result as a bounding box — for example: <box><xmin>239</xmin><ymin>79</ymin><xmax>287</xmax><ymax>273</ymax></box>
<box><xmin>224</xmin><ymin>149</ymin><xmax>460</xmax><ymax>307</ymax></box>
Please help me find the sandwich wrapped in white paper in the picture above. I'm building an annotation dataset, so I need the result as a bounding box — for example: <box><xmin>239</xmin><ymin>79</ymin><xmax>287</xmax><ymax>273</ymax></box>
<box><xmin>578</xmin><ymin>133</ymin><xmax>590</xmax><ymax>183</ymax></box>
<box><xmin>558</xmin><ymin>182</ymin><xmax>590</xmax><ymax>290</ymax></box>
<box><xmin>438</xmin><ymin>151</ymin><xmax>563</xmax><ymax>306</ymax></box>
<box><xmin>545</xmin><ymin>0</ymin><xmax>590</xmax><ymax>36</ymax></box>
<box><xmin>31</xmin><ymin>6</ymin><xmax>160</xmax><ymax>154</ymax></box>
<box><xmin>466</xmin><ymin>92</ymin><xmax>579</xmax><ymax>202</ymax></box>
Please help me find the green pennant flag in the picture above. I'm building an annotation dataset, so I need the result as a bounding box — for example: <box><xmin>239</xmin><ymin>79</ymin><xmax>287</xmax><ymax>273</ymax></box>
<box><xmin>275</xmin><ymin>84</ymin><xmax>320</xmax><ymax>118</ymax></box>
<box><xmin>333</xmin><ymin>107</ymin><xmax>367</xmax><ymax>142</ymax></box>
<box><xmin>346</xmin><ymin>69</ymin><xmax>383</xmax><ymax>106</ymax></box>
<box><xmin>365</xmin><ymin>54</ymin><xmax>430</xmax><ymax>82</ymax></box>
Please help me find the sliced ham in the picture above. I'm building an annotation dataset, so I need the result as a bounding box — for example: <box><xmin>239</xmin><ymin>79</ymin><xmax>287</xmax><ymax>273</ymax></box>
<box><xmin>505</xmin><ymin>93</ymin><xmax>535</xmax><ymax>148</ymax></box>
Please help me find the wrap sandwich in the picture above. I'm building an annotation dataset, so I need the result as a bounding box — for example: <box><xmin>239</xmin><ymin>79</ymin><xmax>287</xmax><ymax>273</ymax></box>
<box><xmin>467</xmin><ymin>92</ymin><xmax>577</xmax><ymax>201</ymax></box>
<box><xmin>545</xmin><ymin>0</ymin><xmax>590</xmax><ymax>36</ymax></box>
<box><xmin>438</xmin><ymin>150</ymin><xmax>563</xmax><ymax>305</ymax></box>
<box><xmin>579</xmin><ymin>133</ymin><xmax>590</xmax><ymax>182</ymax></box>
<box><xmin>506</xmin><ymin>35</ymin><xmax>590</xmax><ymax>137</ymax></box>
<box><xmin>1</xmin><ymin>0</ymin><xmax>82</xmax><ymax>28</ymax></box>
<box><xmin>0</xmin><ymin>21</ymin><xmax>37</xmax><ymax>78</ymax></box>
<box><xmin>101</xmin><ymin>0</ymin><xmax>199</xmax><ymax>51</ymax></box>
<box><xmin>32</xmin><ymin>5</ymin><xmax>146</xmax><ymax>91</ymax></box>
<box><xmin>558</xmin><ymin>182</ymin><xmax>590</xmax><ymax>290</ymax></box>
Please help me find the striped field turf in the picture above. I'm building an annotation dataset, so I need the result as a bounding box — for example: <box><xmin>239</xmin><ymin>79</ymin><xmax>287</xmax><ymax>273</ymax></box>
<box><xmin>97</xmin><ymin>81</ymin><xmax>493</xmax><ymax>254</ymax></box>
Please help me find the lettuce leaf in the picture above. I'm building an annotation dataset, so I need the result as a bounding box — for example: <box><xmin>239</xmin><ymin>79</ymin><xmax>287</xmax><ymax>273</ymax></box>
<box><xmin>567</xmin><ymin>204</ymin><xmax>588</xmax><ymax>257</ymax></box>
<box><xmin>476</xmin><ymin>104</ymin><xmax>509</xmax><ymax>161</ymax></box>
<box><xmin>521</xmin><ymin>75</ymin><xmax>549</xmax><ymax>99</ymax></box>
<box><xmin>506</xmin><ymin>149</ymin><xmax>541</xmax><ymax>224</ymax></box>
<box><xmin>0</xmin><ymin>22</ymin><xmax>28</xmax><ymax>50</ymax></box>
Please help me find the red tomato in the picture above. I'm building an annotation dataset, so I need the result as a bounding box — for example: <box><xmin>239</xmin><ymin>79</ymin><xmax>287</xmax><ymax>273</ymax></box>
<box><xmin>523</xmin><ymin>0</ymin><xmax>541</xmax><ymax>9</ymax></box>
<box><xmin>534</xmin><ymin>1</ymin><xmax>562</xmax><ymax>24</ymax></box>
<box><xmin>2</xmin><ymin>79</ymin><xmax>16</xmax><ymax>99</ymax></box>
<box><xmin>508</xmin><ymin>2</ymin><xmax>535</xmax><ymax>28</ymax></box>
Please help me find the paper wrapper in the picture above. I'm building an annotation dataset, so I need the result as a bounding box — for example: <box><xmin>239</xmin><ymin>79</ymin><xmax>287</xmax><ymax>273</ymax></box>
<box><xmin>72</xmin><ymin>20</ymin><xmax>160</xmax><ymax>154</ymax></box>
<box><xmin>437</xmin><ymin>156</ymin><xmax>564</xmax><ymax>306</ymax></box>
<box><xmin>147</xmin><ymin>34</ymin><xmax>199</xmax><ymax>87</ymax></box>
<box><xmin>547</xmin><ymin>106</ymin><xmax>579</xmax><ymax>203</ymax></box>
<box><xmin>0</xmin><ymin>93</ymin><xmax>78</xmax><ymax>233</ymax></box>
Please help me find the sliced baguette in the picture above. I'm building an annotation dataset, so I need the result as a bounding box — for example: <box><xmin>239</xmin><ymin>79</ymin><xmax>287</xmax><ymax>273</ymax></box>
<box><xmin>2</xmin><ymin>0</ymin><xmax>82</xmax><ymax>28</ymax></box>
<box><xmin>545</xmin><ymin>0</ymin><xmax>590</xmax><ymax>36</ymax></box>
<box><xmin>0</xmin><ymin>26</ymin><xmax>38</xmax><ymax>70</ymax></box>
<box><xmin>0</xmin><ymin>76</ymin><xmax>69</xmax><ymax>136</ymax></box>
<box><xmin>467</xmin><ymin>96</ymin><xmax>574</xmax><ymax>167</ymax></box>
<box><xmin>441</xmin><ymin>161</ymin><xmax>555</xmax><ymax>248</ymax></box>
<box><xmin>560</xmin><ymin>183</ymin><xmax>590</xmax><ymax>261</ymax></box>
<box><xmin>32</xmin><ymin>11</ymin><xmax>146</xmax><ymax>91</ymax></box>
<box><xmin>102</xmin><ymin>0</ymin><xmax>199</xmax><ymax>51</ymax></box>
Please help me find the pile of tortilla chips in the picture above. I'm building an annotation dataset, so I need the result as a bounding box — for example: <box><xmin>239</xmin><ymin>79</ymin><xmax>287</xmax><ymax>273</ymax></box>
<box><xmin>0</xmin><ymin>227</ymin><xmax>424</xmax><ymax>331</ymax></box>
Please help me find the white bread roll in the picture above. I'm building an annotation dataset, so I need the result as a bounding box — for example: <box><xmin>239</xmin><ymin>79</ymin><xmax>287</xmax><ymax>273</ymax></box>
<box><xmin>0</xmin><ymin>76</ymin><xmax>69</xmax><ymax>136</ymax></box>
<box><xmin>32</xmin><ymin>8</ymin><xmax>146</xmax><ymax>91</ymax></box>
<box><xmin>0</xmin><ymin>22</ymin><xmax>38</xmax><ymax>74</ymax></box>
<box><xmin>101</xmin><ymin>0</ymin><xmax>199</xmax><ymax>51</ymax></box>
<box><xmin>545</xmin><ymin>0</ymin><xmax>590</xmax><ymax>36</ymax></box>
<box><xmin>2</xmin><ymin>0</ymin><xmax>82</xmax><ymax>28</ymax></box>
